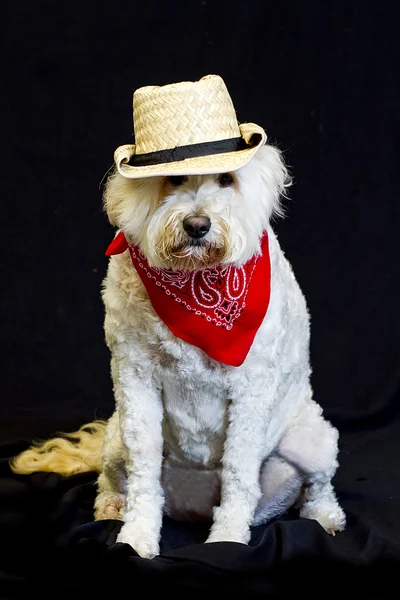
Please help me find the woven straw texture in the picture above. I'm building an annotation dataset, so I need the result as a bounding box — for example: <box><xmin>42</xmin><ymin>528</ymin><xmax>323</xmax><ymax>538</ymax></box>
<box><xmin>114</xmin><ymin>75</ymin><xmax>267</xmax><ymax>179</ymax></box>
<box><xmin>133</xmin><ymin>75</ymin><xmax>240</xmax><ymax>153</ymax></box>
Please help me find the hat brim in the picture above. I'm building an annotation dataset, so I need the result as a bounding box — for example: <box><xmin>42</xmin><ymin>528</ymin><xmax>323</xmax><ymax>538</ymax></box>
<box><xmin>114</xmin><ymin>123</ymin><xmax>267</xmax><ymax>179</ymax></box>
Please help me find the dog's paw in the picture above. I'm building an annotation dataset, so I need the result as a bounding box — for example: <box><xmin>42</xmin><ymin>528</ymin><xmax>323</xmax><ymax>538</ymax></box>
<box><xmin>116</xmin><ymin>520</ymin><xmax>160</xmax><ymax>559</ymax></box>
<box><xmin>205</xmin><ymin>532</ymin><xmax>248</xmax><ymax>545</ymax></box>
<box><xmin>206</xmin><ymin>506</ymin><xmax>251</xmax><ymax>545</ymax></box>
<box><xmin>205</xmin><ymin>529</ymin><xmax>249</xmax><ymax>544</ymax></box>
<box><xmin>300</xmin><ymin>501</ymin><xmax>346</xmax><ymax>534</ymax></box>
<box><xmin>205</xmin><ymin>524</ymin><xmax>250</xmax><ymax>545</ymax></box>
<box><xmin>94</xmin><ymin>491</ymin><xmax>126</xmax><ymax>521</ymax></box>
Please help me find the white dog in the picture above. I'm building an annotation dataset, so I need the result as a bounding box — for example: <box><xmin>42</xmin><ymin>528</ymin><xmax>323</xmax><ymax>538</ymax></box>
<box><xmin>12</xmin><ymin>76</ymin><xmax>345</xmax><ymax>559</ymax></box>
<box><xmin>93</xmin><ymin>146</ymin><xmax>345</xmax><ymax>557</ymax></box>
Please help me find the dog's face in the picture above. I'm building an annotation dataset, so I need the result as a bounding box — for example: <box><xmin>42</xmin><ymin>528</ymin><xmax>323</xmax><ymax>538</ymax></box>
<box><xmin>104</xmin><ymin>144</ymin><xmax>290</xmax><ymax>270</ymax></box>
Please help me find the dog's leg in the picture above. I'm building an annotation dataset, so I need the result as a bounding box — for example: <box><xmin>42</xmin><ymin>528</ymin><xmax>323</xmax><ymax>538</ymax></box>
<box><xmin>206</xmin><ymin>382</ymin><xmax>281</xmax><ymax>545</ymax></box>
<box><xmin>278</xmin><ymin>399</ymin><xmax>346</xmax><ymax>534</ymax></box>
<box><xmin>110</xmin><ymin>353</ymin><xmax>164</xmax><ymax>559</ymax></box>
<box><xmin>94</xmin><ymin>410</ymin><xmax>127</xmax><ymax>521</ymax></box>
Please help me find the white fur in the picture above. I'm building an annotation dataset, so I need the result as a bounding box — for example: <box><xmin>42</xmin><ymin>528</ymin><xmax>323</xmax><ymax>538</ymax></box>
<box><xmin>96</xmin><ymin>145</ymin><xmax>345</xmax><ymax>558</ymax></box>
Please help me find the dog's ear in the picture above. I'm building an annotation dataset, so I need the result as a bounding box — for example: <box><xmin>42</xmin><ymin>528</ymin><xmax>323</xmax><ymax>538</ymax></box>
<box><xmin>102</xmin><ymin>172</ymin><xmax>162</xmax><ymax>241</ymax></box>
<box><xmin>254</xmin><ymin>144</ymin><xmax>292</xmax><ymax>219</ymax></box>
<box><xmin>102</xmin><ymin>171</ymin><xmax>151</xmax><ymax>228</ymax></box>
<box><xmin>103</xmin><ymin>170</ymin><xmax>124</xmax><ymax>226</ymax></box>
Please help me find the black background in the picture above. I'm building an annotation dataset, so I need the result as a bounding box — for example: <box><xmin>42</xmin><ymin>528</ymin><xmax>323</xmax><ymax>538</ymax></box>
<box><xmin>1</xmin><ymin>1</ymin><xmax>399</xmax><ymax>598</ymax></box>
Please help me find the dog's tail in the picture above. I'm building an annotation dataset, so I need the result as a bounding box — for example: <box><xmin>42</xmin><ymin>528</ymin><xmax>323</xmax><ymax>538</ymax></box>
<box><xmin>10</xmin><ymin>420</ymin><xmax>107</xmax><ymax>477</ymax></box>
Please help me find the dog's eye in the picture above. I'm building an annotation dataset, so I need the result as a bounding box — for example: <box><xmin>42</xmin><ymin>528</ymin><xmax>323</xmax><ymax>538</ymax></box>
<box><xmin>167</xmin><ymin>175</ymin><xmax>188</xmax><ymax>186</ymax></box>
<box><xmin>217</xmin><ymin>173</ymin><xmax>234</xmax><ymax>188</ymax></box>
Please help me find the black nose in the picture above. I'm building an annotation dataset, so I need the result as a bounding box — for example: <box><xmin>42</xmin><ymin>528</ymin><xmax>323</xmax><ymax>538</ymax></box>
<box><xmin>183</xmin><ymin>216</ymin><xmax>211</xmax><ymax>239</ymax></box>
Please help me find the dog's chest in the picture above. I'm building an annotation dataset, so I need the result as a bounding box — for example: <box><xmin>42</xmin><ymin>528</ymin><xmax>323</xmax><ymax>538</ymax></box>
<box><xmin>156</xmin><ymin>348</ymin><xmax>229</xmax><ymax>466</ymax></box>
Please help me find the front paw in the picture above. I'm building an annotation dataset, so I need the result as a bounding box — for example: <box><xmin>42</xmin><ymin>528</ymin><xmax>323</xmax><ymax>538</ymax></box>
<box><xmin>206</xmin><ymin>506</ymin><xmax>251</xmax><ymax>545</ymax></box>
<box><xmin>206</xmin><ymin>523</ymin><xmax>250</xmax><ymax>545</ymax></box>
<box><xmin>116</xmin><ymin>520</ymin><xmax>160</xmax><ymax>559</ymax></box>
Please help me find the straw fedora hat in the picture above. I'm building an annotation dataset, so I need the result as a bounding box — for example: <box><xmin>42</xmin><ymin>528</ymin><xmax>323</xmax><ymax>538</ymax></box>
<box><xmin>114</xmin><ymin>74</ymin><xmax>267</xmax><ymax>179</ymax></box>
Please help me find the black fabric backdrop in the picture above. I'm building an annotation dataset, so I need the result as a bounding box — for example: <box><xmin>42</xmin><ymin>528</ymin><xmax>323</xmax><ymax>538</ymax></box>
<box><xmin>1</xmin><ymin>1</ymin><xmax>399</xmax><ymax>598</ymax></box>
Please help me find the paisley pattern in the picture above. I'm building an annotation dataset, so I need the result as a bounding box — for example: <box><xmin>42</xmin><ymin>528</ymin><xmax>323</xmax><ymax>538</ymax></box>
<box><xmin>128</xmin><ymin>245</ymin><xmax>257</xmax><ymax>330</ymax></box>
<box><xmin>105</xmin><ymin>230</ymin><xmax>270</xmax><ymax>366</ymax></box>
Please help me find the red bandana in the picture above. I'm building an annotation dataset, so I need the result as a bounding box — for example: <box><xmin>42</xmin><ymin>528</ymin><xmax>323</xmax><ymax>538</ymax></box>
<box><xmin>106</xmin><ymin>232</ymin><xmax>271</xmax><ymax>366</ymax></box>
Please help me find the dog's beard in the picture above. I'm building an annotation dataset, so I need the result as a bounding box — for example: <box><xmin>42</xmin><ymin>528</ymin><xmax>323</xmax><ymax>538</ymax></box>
<box><xmin>151</xmin><ymin>216</ymin><xmax>230</xmax><ymax>271</ymax></box>
<box><xmin>167</xmin><ymin>240</ymin><xmax>227</xmax><ymax>271</ymax></box>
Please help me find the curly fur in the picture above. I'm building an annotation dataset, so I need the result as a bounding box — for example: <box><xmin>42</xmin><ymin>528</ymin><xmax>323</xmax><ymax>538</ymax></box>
<box><xmin>12</xmin><ymin>143</ymin><xmax>345</xmax><ymax>559</ymax></box>
<box><xmin>10</xmin><ymin>421</ymin><xmax>106</xmax><ymax>476</ymax></box>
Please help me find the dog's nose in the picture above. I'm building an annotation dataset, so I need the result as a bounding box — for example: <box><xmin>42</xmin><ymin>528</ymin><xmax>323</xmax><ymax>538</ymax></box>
<box><xmin>183</xmin><ymin>216</ymin><xmax>211</xmax><ymax>239</ymax></box>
